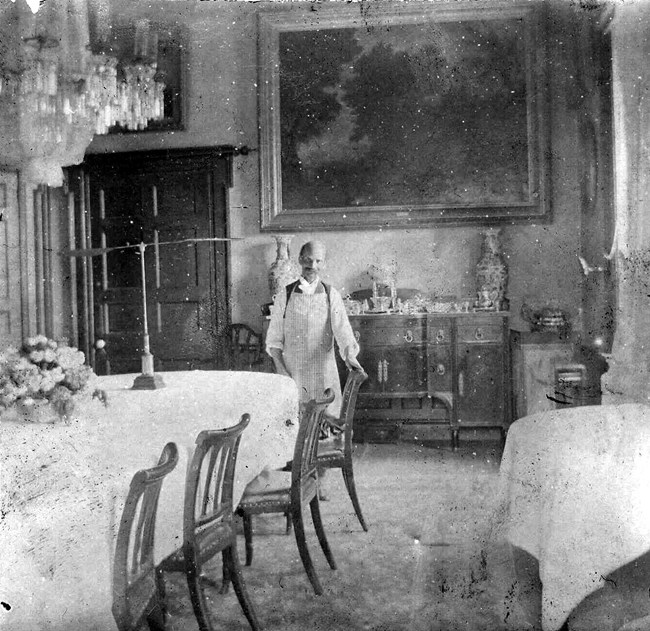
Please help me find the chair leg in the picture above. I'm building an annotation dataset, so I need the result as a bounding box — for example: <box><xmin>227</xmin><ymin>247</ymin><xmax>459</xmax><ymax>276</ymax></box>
<box><xmin>155</xmin><ymin>566</ymin><xmax>167</xmax><ymax>624</ymax></box>
<box><xmin>342</xmin><ymin>464</ymin><xmax>368</xmax><ymax>531</ymax></box>
<box><xmin>220</xmin><ymin>549</ymin><xmax>231</xmax><ymax>594</ymax></box>
<box><xmin>224</xmin><ymin>543</ymin><xmax>263</xmax><ymax>631</ymax></box>
<box><xmin>145</xmin><ymin>593</ymin><xmax>166</xmax><ymax>631</ymax></box>
<box><xmin>309</xmin><ymin>496</ymin><xmax>337</xmax><ymax>571</ymax></box>
<box><xmin>242</xmin><ymin>513</ymin><xmax>254</xmax><ymax>566</ymax></box>
<box><xmin>186</xmin><ymin>566</ymin><xmax>215</xmax><ymax>631</ymax></box>
<box><xmin>291</xmin><ymin>503</ymin><xmax>323</xmax><ymax>595</ymax></box>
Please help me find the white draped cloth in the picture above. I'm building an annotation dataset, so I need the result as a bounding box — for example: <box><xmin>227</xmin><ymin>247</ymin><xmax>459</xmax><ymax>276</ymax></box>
<box><xmin>495</xmin><ymin>404</ymin><xmax>650</xmax><ymax>631</ymax></box>
<box><xmin>0</xmin><ymin>371</ymin><xmax>299</xmax><ymax>631</ymax></box>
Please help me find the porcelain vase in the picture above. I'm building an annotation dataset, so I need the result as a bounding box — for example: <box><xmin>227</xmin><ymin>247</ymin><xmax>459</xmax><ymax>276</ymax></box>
<box><xmin>268</xmin><ymin>234</ymin><xmax>300</xmax><ymax>300</ymax></box>
<box><xmin>475</xmin><ymin>228</ymin><xmax>508</xmax><ymax>311</ymax></box>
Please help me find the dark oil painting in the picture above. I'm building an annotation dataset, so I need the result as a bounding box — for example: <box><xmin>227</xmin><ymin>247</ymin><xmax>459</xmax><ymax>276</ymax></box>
<box><xmin>280</xmin><ymin>20</ymin><xmax>528</xmax><ymax>209</ymax></box>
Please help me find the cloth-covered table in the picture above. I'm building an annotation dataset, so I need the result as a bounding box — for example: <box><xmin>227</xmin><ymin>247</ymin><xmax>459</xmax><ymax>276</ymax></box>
<box><xmin>496</xmin><ymin>403</ymin><xmax>650</xmax><ymax>631</ymax></box>
<box><xmin>0</xmin><ymin>371</ymin><xmax>299</xmax><ymax>631</ymax></box>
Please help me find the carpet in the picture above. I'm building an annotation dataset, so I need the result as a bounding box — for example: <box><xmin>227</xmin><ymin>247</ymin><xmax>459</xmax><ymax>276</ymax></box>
<box><xmin>160</xmin><ymin>440</ymin><xmax>650</xmax><ymax>631</ymax></box>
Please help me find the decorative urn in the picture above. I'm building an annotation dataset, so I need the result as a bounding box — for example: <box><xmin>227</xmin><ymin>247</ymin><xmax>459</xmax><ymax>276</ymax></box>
<box><xmin>474</xmin><ymin>228</ymin><xmax>508</xmax><ymax>311</ymax></box>
<box><xmin>268</xmin><ymin>234</ymin><xmax>300</xmax><ymax>300</ymax></box>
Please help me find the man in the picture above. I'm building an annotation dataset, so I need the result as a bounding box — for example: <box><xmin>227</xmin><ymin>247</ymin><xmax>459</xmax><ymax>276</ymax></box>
<box><xmin>266</xmin><ymin>240</ymin><xmax>363</xmax><ymax>417</ymax></box>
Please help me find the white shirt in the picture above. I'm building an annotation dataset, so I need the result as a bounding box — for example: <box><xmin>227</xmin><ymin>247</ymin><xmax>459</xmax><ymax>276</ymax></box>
<box><xmin>297</xmin><ymin>276</ymin><xmax>319</xmax><ymax>295</ymax></box>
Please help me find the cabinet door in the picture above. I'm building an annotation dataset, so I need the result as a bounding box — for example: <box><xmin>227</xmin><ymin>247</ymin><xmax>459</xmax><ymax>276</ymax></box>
<box><xmin>357</xmin><ymin>346</ymin><xmax>427</xmax><ymax>395</ymax></box>
<box><xmin>382</xmin><ymin>345</ymin><xmax>427</xmax><ymax>395</ymax></box>
<box><xmin>357</xmin><ymin>347</ymin><xmax>386</xmax><ymax>394</ymax></box>
<box><xmin>456</xmin><ymin>343</ymin><xmax>505</xmax><ymax>427</ymax></box>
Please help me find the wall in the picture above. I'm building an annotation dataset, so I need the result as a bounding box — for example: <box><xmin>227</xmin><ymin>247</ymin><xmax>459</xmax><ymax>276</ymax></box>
<box><xmin>86</xmin><ymin>0</ymin><xmax>586</xmax><ymax>337</ymax></box>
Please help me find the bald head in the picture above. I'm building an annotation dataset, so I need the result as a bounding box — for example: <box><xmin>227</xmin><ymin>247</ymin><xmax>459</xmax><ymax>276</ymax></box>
<box><xmin>299</xmin><ymin>240</ymin><xmax>327</xmax><ymax>259</ymax></box>
<box><xmin>298</xmin><ymin>240</ymin><xmax>327</xmax><ymax>282</ymax></box>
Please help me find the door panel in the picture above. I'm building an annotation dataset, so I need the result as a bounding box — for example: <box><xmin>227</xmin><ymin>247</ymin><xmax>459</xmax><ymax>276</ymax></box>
<box><xmin>456</xmin><ymin>343</ymin><xmax>504</xmax><ymax>426</ymax></box>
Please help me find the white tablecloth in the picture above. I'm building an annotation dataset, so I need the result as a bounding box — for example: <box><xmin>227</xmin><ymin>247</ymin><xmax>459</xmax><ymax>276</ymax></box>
<box><xmin>0</xmin><ymin>371</ymin><xmax>299</xmax><ymax>631</ymax></box>
<box><xmin>496</xmin><ymin>403</ymin><xmax>650</xmax><ymax>631</ymax></box>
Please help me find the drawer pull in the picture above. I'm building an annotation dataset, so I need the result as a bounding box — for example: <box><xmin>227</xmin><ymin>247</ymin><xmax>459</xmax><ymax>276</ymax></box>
<box><xmin>474</xmin><ymin>327</ymin><xmax>484</xmax><ymax>340</ymax></box>
<box><xmin>404</xmin><ymin>329</ymin><xmax>414</xmax><ymax>343</ymax></box>
<box><xmin>436</xmin><ymin>329</ymin><xmax>446</xmax><ymax>342</ymax></box>
<box><xmin>436</xmin><ymin>363</ymin><xmax>446</xmax><ymax>376</ymax></box>
<box><xmin>354</xmin><ymin>329</ymin><xmax>361</xmax><ymax>342</ymax></box>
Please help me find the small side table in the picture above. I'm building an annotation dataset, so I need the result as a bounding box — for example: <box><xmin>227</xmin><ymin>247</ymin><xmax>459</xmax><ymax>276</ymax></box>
<box><xmin>510</xmin><ymin>330</ymin><xmax>574</xmax><ymax>420</ymax></box>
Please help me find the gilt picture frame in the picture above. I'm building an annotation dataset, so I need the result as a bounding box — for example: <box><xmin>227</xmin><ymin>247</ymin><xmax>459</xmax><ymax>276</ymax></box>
<box><xmin>258</xmin><ymin>2</ymin><xmax>550</xmax><ymax>231</ymax></box>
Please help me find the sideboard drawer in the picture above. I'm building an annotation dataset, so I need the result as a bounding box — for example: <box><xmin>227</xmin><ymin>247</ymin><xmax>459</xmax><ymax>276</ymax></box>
<box><xmin>353</xmin><ymin>319</ymin><xmax>425</xmax><ymax>346</ymax></box>
<box><xmin>457</xmin><ymin>323</ymin><xmax>503</xmax><ymax>343</ymax></box>
<box><xmin>426</xmin><ymin>318</ymin><xmax>453</xmax><ymax>344</ymax></box>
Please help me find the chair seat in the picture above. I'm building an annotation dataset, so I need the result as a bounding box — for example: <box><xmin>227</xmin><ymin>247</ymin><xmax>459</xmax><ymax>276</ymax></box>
<box><xmin>239</xmin><ymin>469</ymin><xmax>317</xmax><ymax>508</ymax></box>
<box><xmin>160</xmin><ymin>521</ymin><xmax>235</xmax><ymax>571</ymax></box>
<box><xmin>317</xmin><ymin>449</ymin><xmax>344</xmax><ymax>466</ymax></box>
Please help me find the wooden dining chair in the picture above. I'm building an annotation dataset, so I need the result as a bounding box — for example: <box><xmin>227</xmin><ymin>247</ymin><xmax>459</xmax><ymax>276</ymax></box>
<box><xmin>112</xmin><ymin>441</ymin><xmax>179</xmax><ymax>631</ymax></box>
<box><xmin>318</xmin><ymin>368</ymin><xmax>369</xmax><ymax>531</ymax></box>
<box><xmin>158</xmin><ymin>415</ymin><xmax>261</xmax><ymax>631</ymax></box>
<box><xmin>234</xmin><ymin>390</ymin><xmax>336</xmax><ymax>595</ymax></box>
<box><xmin>228</xmin><ymin>324</ymin><xmax>264</xmax><ymax>371</ymax></box>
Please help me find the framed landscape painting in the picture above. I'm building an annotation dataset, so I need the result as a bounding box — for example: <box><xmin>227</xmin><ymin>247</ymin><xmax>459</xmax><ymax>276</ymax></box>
<box><xmin>258</xmin><ymin>1</ymin><xmax>550</xmax><ymax>231</ymax></box>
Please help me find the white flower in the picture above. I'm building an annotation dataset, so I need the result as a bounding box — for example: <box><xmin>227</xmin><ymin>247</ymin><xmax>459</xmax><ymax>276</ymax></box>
<box><xmin>50</xmin><ymin>366</ymin><xmax>65</xmax><ymax>383</ymax></box>
<box><xmin>14</xmin><ymin>385</ymin><xmax>28</xmax><ymax>398</ymax></box>
<box><xmin>0</xmin><ymin>336</ymin><xmax>97</xmax><ymax>421</ymax></box>
<box><xmin>40</xmin><ymin>373</ymin><xmax>56</xmax><ymax>393</ymax></box>
<box><xmin>56</xmin><ymin>347</ymin><xmax>85</xmax><ymax>370</ymax></box>
<box><xmin>26</xmin><ymin>374</ymin><xmax>43</xmax><ymax>394</ymax></box>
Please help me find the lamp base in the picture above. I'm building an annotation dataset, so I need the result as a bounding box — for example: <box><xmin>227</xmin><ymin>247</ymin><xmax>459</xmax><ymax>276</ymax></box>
<box><xmin>131</xmin><ymin>351</ymin><xmax>165</xmax><ymax>389</ymax></box>
<box><xmin>132</xmin><ymin>372</ymin><xmax>166</xmax><ymax>390</ymax></box>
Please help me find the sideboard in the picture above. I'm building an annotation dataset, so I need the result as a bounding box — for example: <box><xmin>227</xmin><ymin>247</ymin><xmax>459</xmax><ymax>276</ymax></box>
<box><xmin>348</xmin><ymin>312</ymin><xmax>511</xmax><ymax>448</ymax></box>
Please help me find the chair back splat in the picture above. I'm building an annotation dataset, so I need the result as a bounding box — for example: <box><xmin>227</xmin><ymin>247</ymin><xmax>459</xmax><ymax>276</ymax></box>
<box><xmin>159</xmin><ymin>414</ymin><xmax>261</xmax><ymax>631</ymax></box>
<box><xmin>318</xmin><ymin>369</ymin><xmax>369</xmax><ymax>531</ymax></box>
<box><xmin>341</xmin><ymin>369</ymin><xmax>369</xmax><ymax>459</ymax></box>
<box><xmin>184</xmin><ymin>417</ymin><xmax>244</xmax><ymax>568</ymax></box>
<box><xmin>228</xmin><ymin>324</ymin><xmax>264</xmax><ymax>371</ymax></box>
<box><xmin>292</xmin><ymin>392</ymin><xmax>334</xmax><ymax>509</ymax></box>
<box><xmin>112</xmin><ymin>442</ymin><xmax>179</xmax><ymax>631</ymax></box>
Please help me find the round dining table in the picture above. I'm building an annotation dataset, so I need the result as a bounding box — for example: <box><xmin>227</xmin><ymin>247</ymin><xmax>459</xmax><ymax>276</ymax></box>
<box><xmin>496</xmin><ymin>403</ymin><xmax>650</xmax><ymax>631</ymax></box>
<box><xmin>0</xmin><ymin>370</ymin><xmax>299</xmax><ymax>631</ymax></box>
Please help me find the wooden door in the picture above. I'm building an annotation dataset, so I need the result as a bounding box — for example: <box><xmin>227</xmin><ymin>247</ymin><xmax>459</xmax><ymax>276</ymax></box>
<box><xmin>71</xmin><ymin>148</ymin><xmax>231</xmax><ymax>374</ymax></box>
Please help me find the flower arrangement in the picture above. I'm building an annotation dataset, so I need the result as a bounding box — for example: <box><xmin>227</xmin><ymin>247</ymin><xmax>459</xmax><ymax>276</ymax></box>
<box><xmin>0</xmin><ymin>335</ymin><xmax>97</xmax><ymax>421</ymax></box>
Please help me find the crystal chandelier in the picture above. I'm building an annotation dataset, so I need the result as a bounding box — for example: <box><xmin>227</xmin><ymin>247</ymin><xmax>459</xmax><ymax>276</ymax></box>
<box><xmin>0</xmin><ymin>2</ymin><xmax>167</xmax><ymax>184</ymax></box>
<box><xmin>0</xmin><ymin>31</ymin><xmax>165</xmax><ymax>137</ymax></box>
